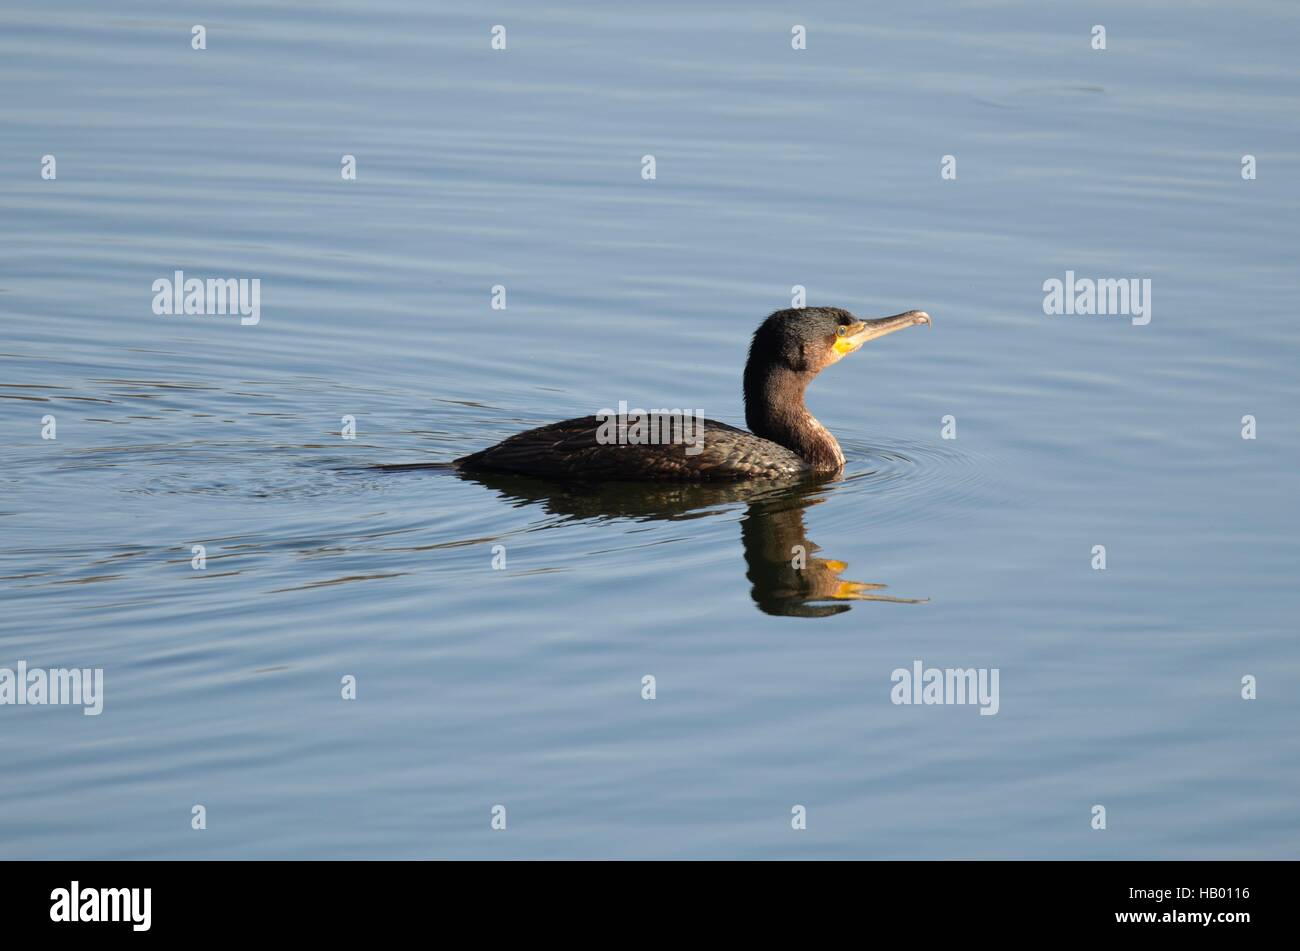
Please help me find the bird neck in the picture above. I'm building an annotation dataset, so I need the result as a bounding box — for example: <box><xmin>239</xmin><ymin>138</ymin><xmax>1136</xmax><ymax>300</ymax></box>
<box><xmin>744</xmin><ymin>365</ymin><xmax>845</xmax><ymax>472</ymax></box>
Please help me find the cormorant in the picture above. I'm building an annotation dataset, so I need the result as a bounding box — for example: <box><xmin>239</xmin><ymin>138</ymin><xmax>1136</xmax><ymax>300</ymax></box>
<box><xmin>454</xmin><ymin>306</ymin><xmax>930</xmax><ymax>481</ymax></box>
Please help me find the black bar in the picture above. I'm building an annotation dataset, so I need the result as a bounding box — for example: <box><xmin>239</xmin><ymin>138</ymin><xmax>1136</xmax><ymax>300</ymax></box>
<box><xmin>0</xmin><ymin>860</ymin><xmax>1277</xmax><ymax>937</ymax></box>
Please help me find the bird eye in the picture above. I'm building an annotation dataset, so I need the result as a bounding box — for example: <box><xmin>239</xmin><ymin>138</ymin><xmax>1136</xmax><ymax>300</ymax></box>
<box><xmin>835</xmin><ymin>325</ymin><xmax>847</xmax><ymax>337</ymax></box>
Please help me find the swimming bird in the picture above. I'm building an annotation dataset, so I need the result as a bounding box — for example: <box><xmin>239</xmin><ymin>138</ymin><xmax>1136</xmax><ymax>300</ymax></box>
<box><xmin>454</xmin><ymin>306</ymin><xmax>930</xmax><ymax>481</ymax></box>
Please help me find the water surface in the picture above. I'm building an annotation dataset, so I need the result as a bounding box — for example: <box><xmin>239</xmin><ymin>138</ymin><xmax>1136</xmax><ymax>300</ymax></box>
<box><xmin>1</xmin><ymin>0</ymin><xmax>1298</xmax><ymax>858</ymax></box>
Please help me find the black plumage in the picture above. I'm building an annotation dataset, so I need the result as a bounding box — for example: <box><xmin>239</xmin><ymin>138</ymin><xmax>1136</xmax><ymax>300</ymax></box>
<box><xmin>455</xmin><ymin>415</ymin><xmax>807</xmax><ymax>481</ymax></box>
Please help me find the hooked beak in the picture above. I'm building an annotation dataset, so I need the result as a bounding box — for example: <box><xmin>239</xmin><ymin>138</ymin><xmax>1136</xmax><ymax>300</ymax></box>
<box><xmin>834</xmin><ymin>310</ymin><xmax>931</xmax><ymax>355</ymax></box>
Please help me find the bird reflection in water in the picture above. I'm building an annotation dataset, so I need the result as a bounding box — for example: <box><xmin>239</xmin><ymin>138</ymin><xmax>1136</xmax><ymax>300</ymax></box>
<box><xmin>453</xmin><ymin>470</ymin><xmax>926</xmax><ymax>618</ymax></box>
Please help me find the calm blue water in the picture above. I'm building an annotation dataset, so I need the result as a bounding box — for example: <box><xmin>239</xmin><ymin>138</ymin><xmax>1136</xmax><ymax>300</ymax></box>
<box><xmin>2</xmin><ymin>1</ymin><xmax>1298</xmax><ymax>858</ymax></box>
